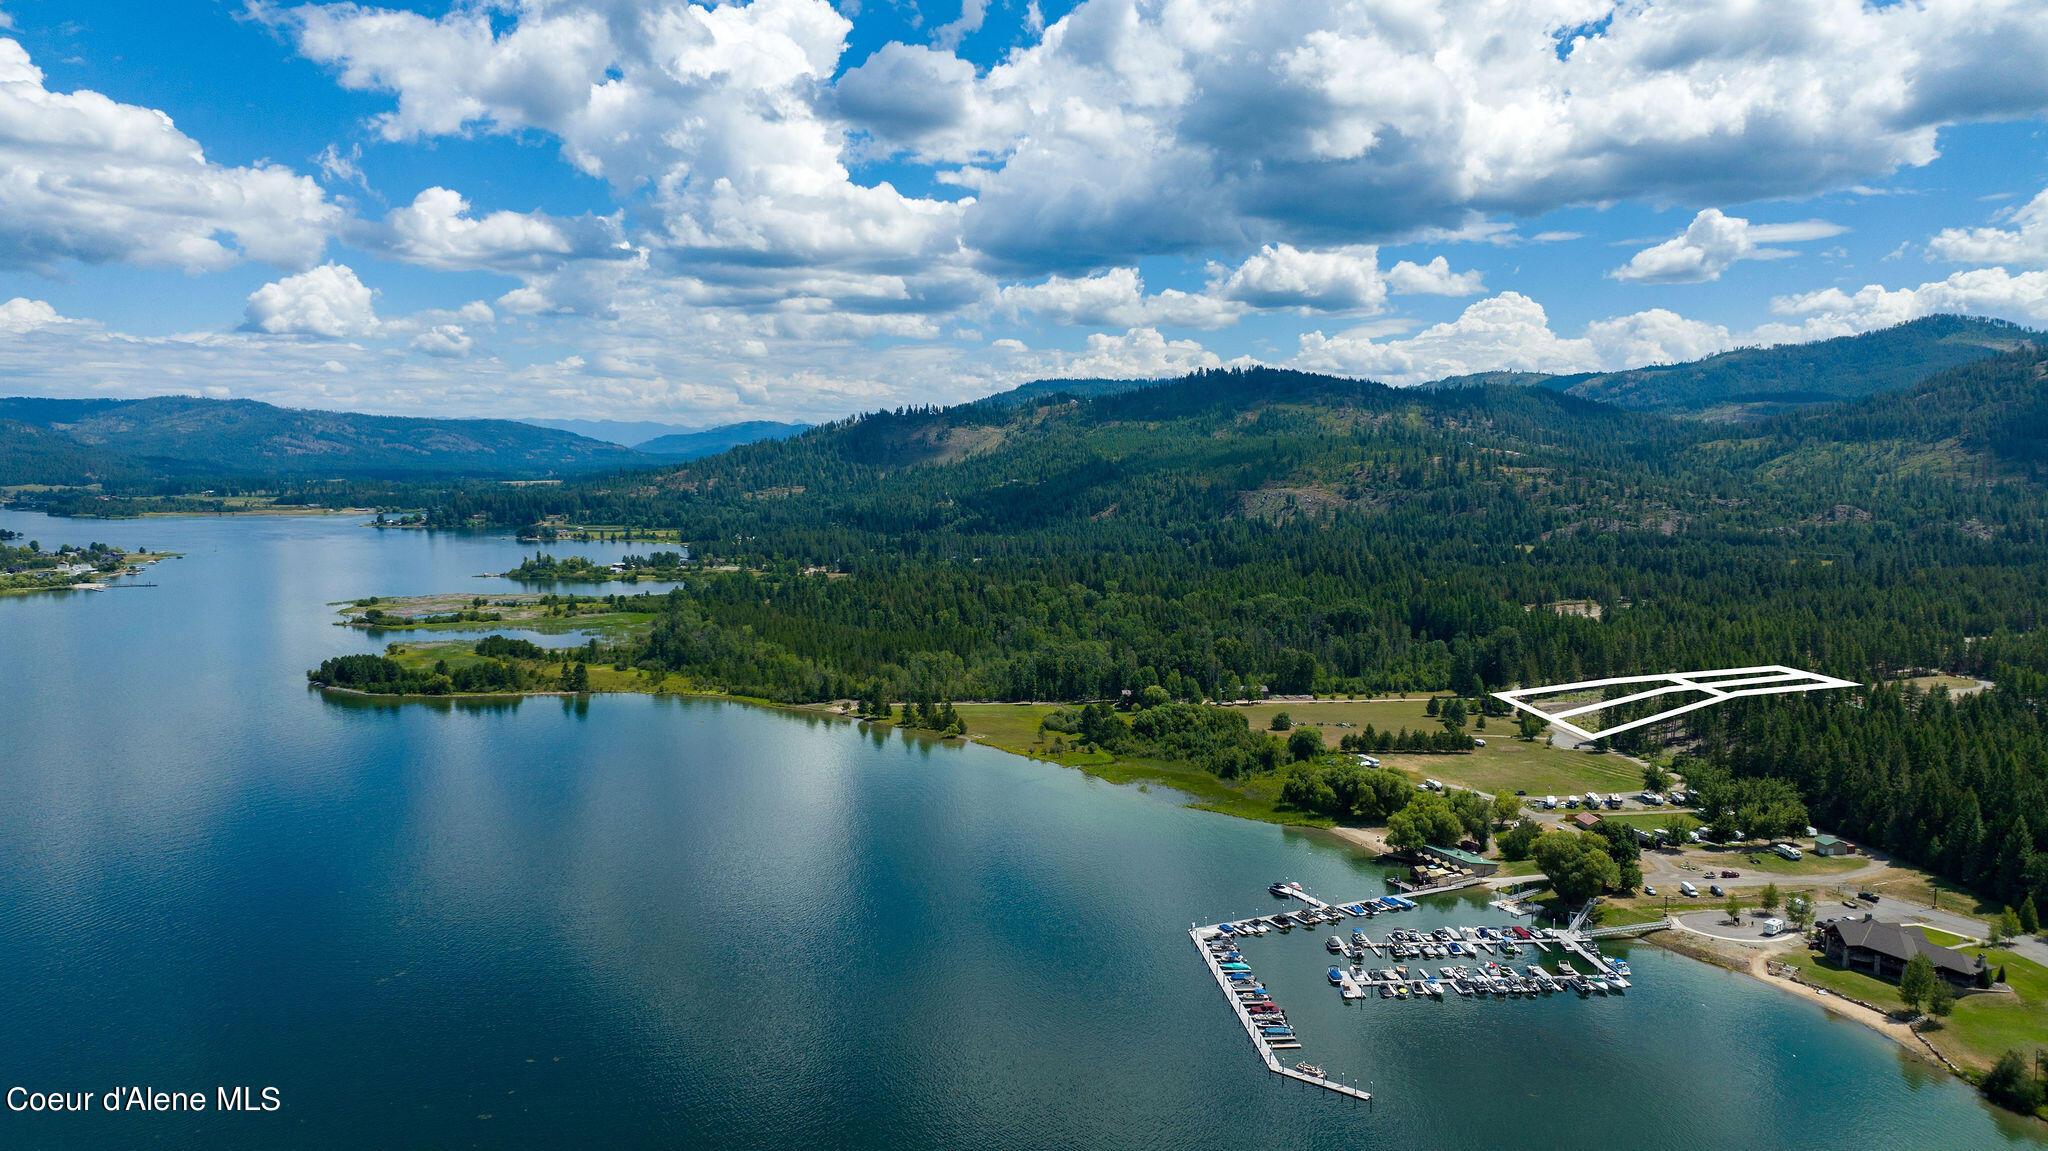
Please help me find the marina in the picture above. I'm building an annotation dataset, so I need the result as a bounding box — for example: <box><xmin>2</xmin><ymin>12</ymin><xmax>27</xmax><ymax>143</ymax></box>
<box><xmin>1195</xmin><ymin>882</ymin><xmax>1671</xmax><ymax>1100</ymax></box>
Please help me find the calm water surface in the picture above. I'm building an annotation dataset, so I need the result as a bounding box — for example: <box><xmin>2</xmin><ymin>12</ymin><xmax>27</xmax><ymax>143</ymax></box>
<box><xmin>0</xmin><ymin>511</ymin><xmax>2039</xmax><ymax>1149</ymax></box>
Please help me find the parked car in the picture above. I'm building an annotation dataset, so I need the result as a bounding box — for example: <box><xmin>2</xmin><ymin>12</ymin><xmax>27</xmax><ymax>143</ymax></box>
<box><xmin>1721</xmin><ymin>870</ymin><xmax>1740</xmax><ymax>878</ymax></box>
<box><xmin>1514</xmin><ymin>789</ymin><xmax>1527</xmax><ymax>796</ymax></box>
<box><xmin>1857</xmin><ymin>891</ymin><xmax>1880</xmax><ymax>902</ymax></box>
<box><xmin>1843</xmin><ymin>899</ymin><xmax>1861</xmax><ymax>908</ymax></box>
<box><xmin>1473</xmin><ymin>738</ymin><xmax>1486</xmax><ymax>746</ymax></box>
<box><xmin>1680</xmin><ymin>882</ymin><xmax>1698</xmax><ymax>897</ymax></box>
<box><xmin>1644</xmin><ymin>885</ymin><xmax>1657</xmax><ymax>896</ymax></box>
<box><xmin>1709</xmin><ymin>884</ymin><xmax>1726</xmax><ymax>897</ymax></box>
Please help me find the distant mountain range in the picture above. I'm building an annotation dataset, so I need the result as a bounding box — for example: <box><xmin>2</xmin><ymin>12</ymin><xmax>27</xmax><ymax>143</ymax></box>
<box><xmin>0</xmin><ymin>396</ymin><xmax>645</xmax><ymax>485</ymax></box>
<box><xmin>1</xmin><ymin>315</ymin><xmax>2034</xmax><ymax>487</ymax></box>
<box><xmin>1426</xmin><ymin>315</ymin><xmax>2037</xmax><ymax>414</ymax></box>
<box><xmin>519</xmin><ymin>418</ymin><xmax>705</xmax><ymax>446</ymax></box>
<box><xmin>636</xmin><ymin>421</ymin><xmax>811</xmax><ymax>458</ymax></box>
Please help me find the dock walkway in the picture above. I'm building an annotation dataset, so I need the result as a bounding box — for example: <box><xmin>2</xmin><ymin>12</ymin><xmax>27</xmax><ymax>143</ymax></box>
<box><xmin>1190</xmin><ymin>926</ymin><xmax>1372</xmax><ymax>1104</ymax></box>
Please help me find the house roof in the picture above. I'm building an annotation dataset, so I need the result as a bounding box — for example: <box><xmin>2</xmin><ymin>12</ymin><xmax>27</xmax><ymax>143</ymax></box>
<box><xmin>1814</xmin><ymin>834</ymin><xmax>1845</xmax><ymax>847</ymax></box>
<box><xmin>1826</xmin><ymin>916</ymin><xmax>1983</xmax><ymax>976</ymax></box>
<box><xmin>1569</xmin><ymin>812</ymin><xmax>1601</xmax><ymax>828</ymax></box>
<box><xmin>1426</xmin><ymin>845</ymin><xmax>1490</xmax><ymax>867</ymax></box>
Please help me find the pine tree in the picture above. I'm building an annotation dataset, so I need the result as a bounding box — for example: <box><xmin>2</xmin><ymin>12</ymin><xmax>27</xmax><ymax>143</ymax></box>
<box><xmin>1899</xmin><ymin>953</ymin><xmax>1937</xmax><ymax>1014</ymax></box>
<box><xmin>2021</xmin><ymin>895</ymin><xmax>2040</xmax><ymax>935</ymax></box>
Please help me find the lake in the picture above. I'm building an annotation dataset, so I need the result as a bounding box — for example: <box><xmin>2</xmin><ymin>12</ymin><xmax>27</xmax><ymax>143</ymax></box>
<box><xmin>0</xmin><ymin>510</ymin><xmax>2038</xmax><ymax>1149</ymax></box>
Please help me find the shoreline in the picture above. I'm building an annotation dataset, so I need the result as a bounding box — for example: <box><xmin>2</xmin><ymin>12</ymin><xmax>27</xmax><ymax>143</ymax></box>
<box><xmin>1647</xmin><ymin>924</ymin><xmax>1974</xmax><ymax>1079</ymax></box>
<box><xmin>306</xmin><ymin>674</ymin><xmax>2038</xmax><ymax>1115</ymax></box>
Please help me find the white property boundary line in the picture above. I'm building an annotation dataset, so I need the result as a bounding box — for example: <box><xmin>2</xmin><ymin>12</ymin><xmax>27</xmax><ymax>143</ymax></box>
<box><xmin>1491</xmin><ymin>665</ymin><xmax>1859</xmax><ymax>742</ymax></box>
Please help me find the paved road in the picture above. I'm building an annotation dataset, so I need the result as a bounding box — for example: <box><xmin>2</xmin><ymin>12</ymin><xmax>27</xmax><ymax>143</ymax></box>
<box><xmin>1672</xmin><ymin>910</ymin><xmax>1807</xmax><ymax>944</ymax></box>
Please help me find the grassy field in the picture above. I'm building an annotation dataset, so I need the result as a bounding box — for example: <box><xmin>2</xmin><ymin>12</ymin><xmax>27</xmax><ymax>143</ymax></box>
<box><xmin>1891</xmin><ymin>673</ymin><xmax>1987</xmax><ymax>694</ymax></box>
<box><xmin>1223</xmin><ymin>697</ymin><xmax>1651</xmax><ymax>796</ymax></box>
<box><xmin>949</xmin><ymin>703</ymin><xmax>1311</xmax><ymax>824</ymax></box>
<box><xmin>336</xmin><ymin>593</ymin><xmax>660</xmax><ymax>636</ymax></box>
<box><xmin>1920</xmin><ymin>927</ymin><xmax>1978</xmax><ymax>948</ymax></box>
<box><xmin>1860</xmin><ymin>872</ymin><xmax>2003</xmax><ymax>919</ymax></box>
<box><xmin>1708</xmin><ymin>849</ymin><xmax>1866</xmax><ymax>877</ymax></box>
<box><xmin>1778</xmin><ymin>945</ymin><xmax>2048</xmax><ymax>1072</ymax></box>
<box><xmin>1599</xmin><ymin>811</ymin><xmax>1703</xmax><ymax>833</ymax></box>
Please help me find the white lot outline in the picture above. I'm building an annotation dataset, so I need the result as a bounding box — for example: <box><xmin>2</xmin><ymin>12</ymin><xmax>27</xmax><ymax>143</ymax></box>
<box><xmin>1491</xmin><ymin>665</ymin><xmax>1860</xmax><ymax>742</ymax></box>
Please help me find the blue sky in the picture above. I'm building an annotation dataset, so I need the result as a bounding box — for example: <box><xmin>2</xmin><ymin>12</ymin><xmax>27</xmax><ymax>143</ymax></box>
<box><xmin>1</xmin><ymin>0</ymin><xmax>2046</xmax><ymax>424</ymax></box>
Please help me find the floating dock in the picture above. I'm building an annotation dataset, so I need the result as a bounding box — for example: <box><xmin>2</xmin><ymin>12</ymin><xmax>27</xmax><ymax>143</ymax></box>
<box><xmin>1191</xmin><ymin>926</ymin><xmax>1371</xmax><ymax>1103</ymax></box>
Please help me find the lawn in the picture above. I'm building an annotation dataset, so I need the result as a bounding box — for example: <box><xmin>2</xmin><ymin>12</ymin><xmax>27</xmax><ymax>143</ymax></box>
<box><xmin>1890</xmin><ymin>673</ymin><xmax>1987</xmax><ymax>694</ymax></box>
<box><xmin>1235</xmin><ymin>696</ymin><xmax>1652</xmax><ymax>796</ymax></box>
<box><xmin>1711</xmin><ymin>850</ymin><xmax>1865</xmax><ymax>877</ymax></box>
<box><xmin>1919</xmin><ymin>927</ymin><xmax>1978</xmax><ymax>948</ymax></box>
<box><xmin>1778</xmin><ymin>945</ymin><xmax>2048</xmax><ymax>1071</ymax></box>
<box><xmin>949</xmin><ymin>703</ymin><xmax>1315</xmax><ymax>825</ymax></box>
<box><xmin>1600</xmin><ymin>811</ymin><xmax>1703</xmax><ymax>833</ymax></box>
<box><xmin>1861</xmin><ymin>873</ymin><xmax>2002</xmax><ymax>919</ymax></box>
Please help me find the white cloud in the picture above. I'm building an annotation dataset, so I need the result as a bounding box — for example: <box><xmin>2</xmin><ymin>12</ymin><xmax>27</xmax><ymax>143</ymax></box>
<box><xmin>1929</xmin><ymin>187</ymin><xmax>2048</xmax><ymax>267</ymax></box>
<box><xmin>1764</xmin><ymin>268</ymin><xmax>2048</xmax><ymax>338</ymax></box>
<box><xmin>1385</xmin><ymin>256</ymin><xmax>1486</xmax><ymax>297</ymax></box>
<box><xmin>1613</xmin><ymin>209</ymin><xmax>1847</xmax><ymax>284</ymax></box>
<box><xmin>244</xmin><ymin>263</ymin><xmax>378</xmax><ymax>338</ymax></box>
<box><xmin>1583</xmin><ymin>309</ymin><xmax>1735</xmax><ymax>368</ymax></box>
<box><xmin>933</xmin><ymin>0</ymin><xmax>986</xmax><ymax>52</ymax></box>
<box><xmin>933</xmin><ymin>0</ymin><xmax>2048</xmax><ymax>270</ymax></box>
<box><xmin>0</xmin><ymin>37</ymin><xmax>339</xmax><ymax>273</ymax></box>
<box><xmin>372</xmin><ymin>186</ymin><xmax>630</xmax><ymax>273</ymax></box>
<box><xmin>410</xmin><ymin>324</ymin><xmax>473</xmax><ymax>357</ymax></box>
<box><xmin>313</xmin><ymin>142</ymin><xmax>369</xmax><ymax>193</ymax></box>
<box><xmin>1217</xmin><ymin>244</ymin><xmax>1389</xmax><ymax>313</ymax></box>
<box><xmin>0</xmin><ymin>296</ymin><xmax>69</xmax><ymax>335</ymax></box>
<box><xmin>271</xmin><ymin>0</ymin><xmax>966</xmax><ymax>304</ymax></box>
<box><xmin>1033</xmin><ymin>326</ymin><xmax>1225</xmax><ymax>379</ymax></box>
<box><xmin>1291</xmin><ymin>293</ymin><xmax>1736</xmax><ymax>385</ymax></box>
<box><xmin>997</xmin><ymin>267</ymin><xmax>1243</xmax><ymax>329</ymax></box>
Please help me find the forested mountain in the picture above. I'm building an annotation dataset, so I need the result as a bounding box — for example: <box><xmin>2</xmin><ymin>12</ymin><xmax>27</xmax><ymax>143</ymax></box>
<box><xmin>636</xmin><ymin>421</ymin><xmax>811</xmax><ymax>458</ymax></box>
<box><xmin>1458</xmin><ymin>315</ymin><xmax>2033</xmax><ymax>414</ymax></box>
<box><xmin>976</xmin><ymin>376</ymin><xmax>1160</xmax><ymax>407</ymax></box>
<box><xmin>0</xmin><ymin>395</ymin><xmax>645</xmax><ymax>483</ymax></box>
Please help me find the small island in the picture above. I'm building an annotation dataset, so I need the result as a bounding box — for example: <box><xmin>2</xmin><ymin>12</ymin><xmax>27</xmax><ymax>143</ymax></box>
<box><xmin>336</xmin><ymin>590</ymin><xmax>664</xmax><ymax>634</ymax></box>
<box><xmin>0</xmin><ymin>530</ymin><xmax>169</xmax><ymax>594</ymax></box>
<box><xmin>502</xmin><ymin>550</ymin><xmax>692</xmax><ymax>582</ymax></box>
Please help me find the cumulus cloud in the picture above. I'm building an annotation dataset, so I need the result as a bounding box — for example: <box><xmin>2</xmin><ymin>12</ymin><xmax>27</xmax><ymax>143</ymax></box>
<box><xmin>370</xmin><ymin>186</ymin><xmax>630</xmax><ymax>273</ymax></box>
<box><xmin>997</xmin><ymin>267</ymin><xmax>1243</xmax><ymax>329</ymax></box>
<box><xmin>243</xmin><ymin>263</ymin><xmax>378</xmax><ymax>337</ymax></box>
<box><xmin>0</xmin><ymin>296</ymin><xmax>71</xmax><ymax>335</ymax></box>
<box><xmin>932</xmin><ymin>0</ymin><xmax>987</xmax><ymax>52</ymax></box>
<box><xmin>1384</xmin><ymin>256</ymin><xmax>1486</xmax><ymax>297</ymax></box>
<box><xmin>1613</xmin><ymin>209</ymin><xmax>1847</xmax><ymax>284</ymax></box>
<box><xmin>0</xmin><ymin>37</ymin><xmax>339</xmax><ymax>273</ymax></box>
<box><xmin>1929</xmin><ymin>188</ymin><xmax>2048</xmax><ymax>267</ymax></box>
<box><xmin>410</xmin><ymin>324</ymin><xmax>473</xmax><ymax>357</ymax></box>
<box><xmin>1217</xmin><ymin>244</ymin><xmax>1390</xmax><ymax>313</ymax></box>
<box><xmin>1291</xmin><ymin>292</ymin><xmax>1735</xmax><ymax>385</ymax></box>
<box><xmin>937</xmin><ymin>0</ymin><xmax>2048</xmax><ymax>270</ymax></box>
<box><xmin>1764</xmin><ymin>268</ymin><xmax>2048</xmax><ymax>338</ymax></box>
<box><xmin>1028</xmin><ymin>326</ymin><xmax>1225</xmax><ymax>380</ymax></box>
<box><xmin>269</xmin><ymin>0</ymin><xmax>965</xmax><ymax>302</ymax></box>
